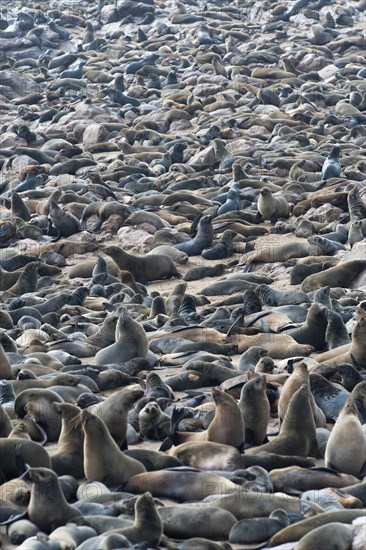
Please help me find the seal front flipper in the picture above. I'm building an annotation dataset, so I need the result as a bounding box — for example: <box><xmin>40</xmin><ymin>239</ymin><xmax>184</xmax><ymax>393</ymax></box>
<box><xmin>159</xmin><ymin>437</ymin><xmax>173</xmax><ymax>452</ymax></box>
<box><xmin>159</xmin><ymin>407</ymin><xmax>185</xmax><ymax>451</ymax></box>
<box><xmin>91</xmin><ymin>218</ymin><xmax>103</xmax><ymax>232</ymax></box>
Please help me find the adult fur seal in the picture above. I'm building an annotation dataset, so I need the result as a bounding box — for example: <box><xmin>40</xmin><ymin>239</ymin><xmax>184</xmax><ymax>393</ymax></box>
<box><xmin>239</xmin><ymin>375</ymin><xmax>270</xmax><ymax>445</ymax></box>
<box><xmin>103</xmin><ymin>245</ymin><xmax>180</xmax><ymax>283</ymax></box>
<box><xmin>174</xmin><ymin>215</ymin><xmax>214</xmax><ymax>256</ymax></box>
<box><xmin>27</xmin><ymin>467</ymin><xmax>80</xmax><ymax>533</ymax></box>
<box><xmin>81</xmin><ymin>409</ymin><xmax>146</xmax><ymax>487</ymax></box>
<box><xmin>48</xmin><ymin>199</ymin><xmax>82</xmax><ymax>239</ymax></box>
<box><xmin>14</xmin><ymin>389</ymin><xmax>64</xmax><ymax>442</ymax></box>
<box><xmin>257</xmin><ymin>187</ymin><xmax>290</xmax><ymax>222</ymax></box>
<box><xmin>0</xmin><ymin>439</ymin><xmax>51</xmax><ymax>480</ymax></box>
<box><xmin>123</xmin><ymin>470</ymin><xmax>240</xmax><ymax>501</ymax></box>
<box><xmin>89</xmin><ymin>387</ymin><xmax>144</xmax><ymax>447</ymax></box>
<box><xmin>95</xmin><ymin>308</ymin><xmax>148</xmax><ymax>366</ymax></box>
<box><xmin>169</xmin><ymin>441</ymin><xmax>244</xmax><ymax>471</ymax></box>
<box><xmin>301</xmin><ymin>260</ymin><xmax>366</xmax><ymax>292</ymax></box>
<box><xmin>161</xmin><ymin>387</ymin><xmax>245</xmax><ymax>451</ymax></box>
<box><xmin>80</xmin><ymin>201</ymin><xmax>131</xmax><ymax>231</ymax></box>
<box><xmin>325</xmin><ymin>400</ymin><xmax>366</xmax><ymax>476</ymax></box>
<box><xmin>284</xmin><ymin>303</ymin><xmax>328</xmax><ymax>351</ymax></box>
<box><xmin>159</xmin><ymin>504</ymin><xmax>236</xmax><ymax>540</ymax></box>
<box><xmin>316</xmin><ymin>315</ymin><xmax>366</xmax><ymax>369</ymax></box>
<box><xmin>267</xmin><ymin>510</ymin><xmax>366</xmax><ymax>547</ymax></box>
<box><xmin>105</xmin><ymin>492</ymin><xmax>163</xmax><ymax>546</ymax></box>
<box><xmin>249</xmin><ymin>384</ymin><xmax>318</xmax><ymax>457</ymax></box>
<box><xmin>50</xmin><ymin>402</ymin><xmax>84</xmax><ymax>478</ymax></box>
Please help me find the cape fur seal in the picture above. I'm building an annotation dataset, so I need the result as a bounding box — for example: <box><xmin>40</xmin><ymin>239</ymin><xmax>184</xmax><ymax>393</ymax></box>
<box><xmin>103</xmin><ymin>245</ymin><xmax>180</xmax><ymax>283</ymax></box>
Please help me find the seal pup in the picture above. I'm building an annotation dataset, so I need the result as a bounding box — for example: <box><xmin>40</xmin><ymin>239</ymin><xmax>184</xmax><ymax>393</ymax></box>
<box><xmin>138</xmin><ymin>401</ymin><xmax>170</xmax><ymax>440</ymax></box>
<box><xmin>349</xmin><ymin>220</ymin><xmax>364</xmax><ymax>248</ymax></box>
<box><xmin>321</xmin><ymin>144</ymin><xmax>341</xmax><ymax>180</ymax></box>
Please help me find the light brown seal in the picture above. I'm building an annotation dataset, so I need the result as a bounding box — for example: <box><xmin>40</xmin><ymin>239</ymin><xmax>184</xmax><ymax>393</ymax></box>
<box><xmin>80</xmin><ymin>201</ymin><xmax>131</xmax><ymax>231</ymax></box>
<box><xmin>103</xmin><ymin>245</ymin><xmax>180</xmax><ymax>284</ymax></box>
<box><xmin>257</xmin><ymin>187</ymin><xmax>290</xmax><ymax>222</ymax></box>
<box><xmin>301</xmin><ymin>260</ymin><xmax>366</xmax><ymax>292</ymax></box>
<box><xmin>50</xmin><ymin>402</ymin><xmax>84</xmax><ymax>478</ymax></box>
<box><xmin>89</xmin><ymin>387</ymin><xmax>144</xmax><ymax>447</ymax></box>
<box><xmin>95</xmin><ymin>308</ymin><xmax>148</xmax><ymax>366</ymax></box>
<box><xmin>249</xmin><ymin>384</ymin><xmax>318</xmax><ymax>457</ymax></box>
<box><xmin>123</xmin><ymin>470</ymin><xmax>239</xmax><ymax>501</ymax></box>
<box><xmin>268</xmin><ymin>510</ymin><xmax>366</xmax><ymax>547</ymax></box>
<box><xmin>105</xmin><ymin>492</ymin><xmax>163</xmax><ymax>546</ymax></box>
<box><xmin>325</xmin><ymin>400</ymin><xmax>366</xmax><ymax>476</ymax></box>
<box><xmin>81</xmin><ymin>409</ymin><xmax>146</xmax><ymax>487</ymax></box>
<box><xmin>294</xmin><ymin>522</ymin><xmax>353</xmax><ymax>550</ymax></box>
<box><xmin>165</xmin><ymin>387</ymin><xmax>245</xmax><ymax>451</ymax></box>
<box><xmin>169</xmin><ymin>441</ymin><xmax>245</xmax><ymax>471</ymax></box>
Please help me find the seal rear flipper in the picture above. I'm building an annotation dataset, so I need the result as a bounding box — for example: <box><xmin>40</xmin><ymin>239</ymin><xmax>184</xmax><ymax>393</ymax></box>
<box><xmin>91</xmin><ymin>218</ymin><xmax>103</xmax><ymax>232</ymax></box>
<box><xmin>226</xmin><ymin>313</ymin><xmax>243</xmax><ymax>338</ymax></box>
<box><xmin>170</xmin><ymin>406</ymin><xmax>186</xmax><ymax>435</ymax></box>
<box><xmin>49</xmin><ymin>229</ymin><xmax>61</xmax><ymax>242</ymax></box>
<box><xmin>0</xmin><ymin>511</ymin><xmax>27</xmax><ymax>526</ymax></box>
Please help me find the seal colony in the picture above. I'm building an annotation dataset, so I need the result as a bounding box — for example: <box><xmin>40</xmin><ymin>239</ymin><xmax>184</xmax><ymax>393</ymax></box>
<box><xmin>0</xmin><ymin>0</ymin><xmax>366</xmax><ymax>548</ymax></box>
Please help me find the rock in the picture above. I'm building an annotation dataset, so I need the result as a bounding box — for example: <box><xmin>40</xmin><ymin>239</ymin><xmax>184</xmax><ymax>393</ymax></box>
<box><xmin>117</xmin><ymin>1</ymin><xmax>155</xmax><ymax>18</ymax></box>
<box><xmin>306</xmin><ymin>204</ymin><xmax>344</xmax><ymax>223</ymax></box>
<box><xmin>83</xmin><ymin>124</ymin><xmax>109</xmax><ymax>145</ymax></box>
